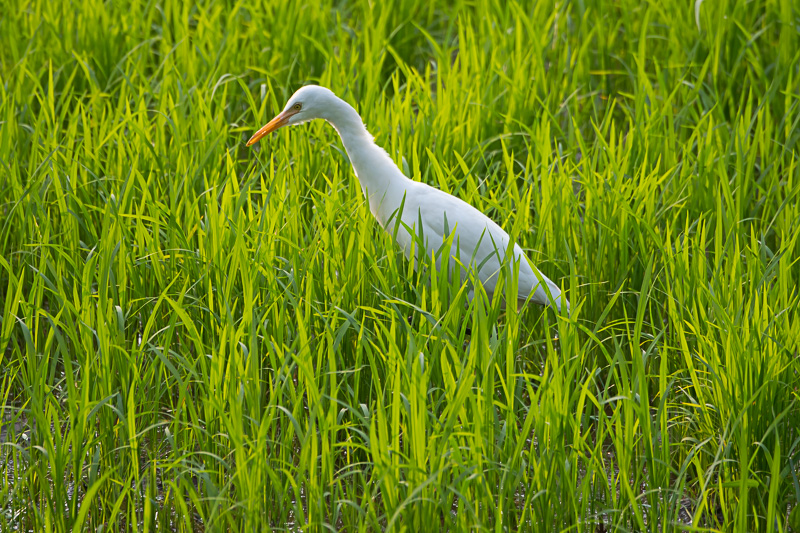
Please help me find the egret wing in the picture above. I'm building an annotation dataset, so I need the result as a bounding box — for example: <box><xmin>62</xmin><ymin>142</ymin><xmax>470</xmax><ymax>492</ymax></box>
<box><xmin>407</xmin><ymin>184</ymin><xmax>565</xmax><ymax>310</ymax></box>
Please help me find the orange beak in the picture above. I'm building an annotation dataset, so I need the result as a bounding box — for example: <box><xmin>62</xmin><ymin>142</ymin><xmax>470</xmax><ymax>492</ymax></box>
<box><xmin>246</xmin><ymin>109</ymin><xmax>297</xmax><ymax>146</ymax></box>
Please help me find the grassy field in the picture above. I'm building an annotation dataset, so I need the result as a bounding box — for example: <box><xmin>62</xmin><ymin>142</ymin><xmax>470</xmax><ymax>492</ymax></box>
<box><xmin>1</xmin><ymin>0</ymin><xmax>799</xmax><ymax>530</ymax></box>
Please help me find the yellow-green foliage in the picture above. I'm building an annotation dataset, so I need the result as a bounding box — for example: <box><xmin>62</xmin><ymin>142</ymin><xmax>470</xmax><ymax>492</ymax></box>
<box><xmin>0</xmin><ymin>0</ymin><xmax>798</xmax><ymax>531</ymax></box>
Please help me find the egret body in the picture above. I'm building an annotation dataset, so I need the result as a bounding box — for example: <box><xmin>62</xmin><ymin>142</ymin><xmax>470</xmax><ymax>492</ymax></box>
<box><xmin>247</xmin><ymin>85</ymin><xmax>568</xmax><ymax>312</ymax></box>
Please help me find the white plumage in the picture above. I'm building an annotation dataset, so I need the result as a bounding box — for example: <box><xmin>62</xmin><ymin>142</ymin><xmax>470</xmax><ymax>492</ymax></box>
<box><xmin>247</xmin><ymin>85</ymin><xmax>568</xmax><ymax>313</ymax></box>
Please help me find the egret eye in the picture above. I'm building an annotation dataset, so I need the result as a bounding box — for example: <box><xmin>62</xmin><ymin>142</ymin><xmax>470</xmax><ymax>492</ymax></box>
<box><xmin>293</xmin><ymin>103</ymin><xmax>302</xmax><ymax>111</ymax></box>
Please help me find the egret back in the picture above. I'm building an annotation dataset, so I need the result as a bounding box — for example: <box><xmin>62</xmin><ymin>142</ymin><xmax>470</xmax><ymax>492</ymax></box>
<box><xmin>387</xmin><ymin>181</ymin><xmax>566</xmax><ymax>312</ymax></box>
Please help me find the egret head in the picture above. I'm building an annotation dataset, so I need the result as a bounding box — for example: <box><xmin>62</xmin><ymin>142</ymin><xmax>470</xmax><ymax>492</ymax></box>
<box><xmin>246</xmin><ymin>85</ymin><xmax>336</xmax><ymax>146</ymax></box>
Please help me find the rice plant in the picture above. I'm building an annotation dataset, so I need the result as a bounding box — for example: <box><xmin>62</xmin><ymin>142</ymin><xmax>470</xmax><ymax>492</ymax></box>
<box><xmin>1</xmin><ymin>0</ymin><xmax>798</xmax><ymax>531</ymax></box>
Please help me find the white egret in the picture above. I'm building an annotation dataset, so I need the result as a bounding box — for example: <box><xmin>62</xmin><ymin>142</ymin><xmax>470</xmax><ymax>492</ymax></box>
<box><xmin>247</xmin><ymin>85</ymin><xmax>569</xmax><ymax>313</ymax></box>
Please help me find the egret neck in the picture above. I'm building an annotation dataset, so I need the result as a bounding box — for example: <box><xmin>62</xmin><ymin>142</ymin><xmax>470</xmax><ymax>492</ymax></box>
<box><xmin>323</xmin><ymin>97</ymin><xmax>411</xmax><ymax>227</ymax></box>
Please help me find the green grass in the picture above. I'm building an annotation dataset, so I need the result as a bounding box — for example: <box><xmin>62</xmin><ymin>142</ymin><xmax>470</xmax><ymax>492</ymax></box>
<box><xmin>1</xmin><ymin>0</ymin><xmax>799</xmax><ymax>530</ymax></box>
